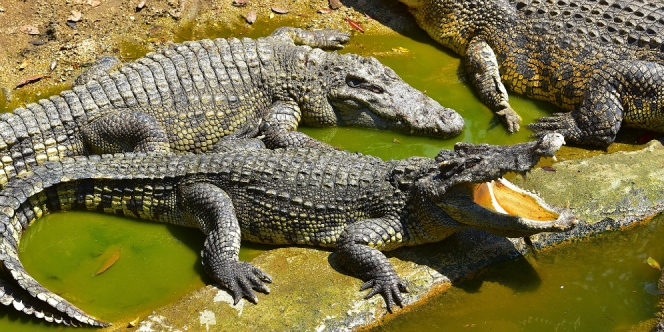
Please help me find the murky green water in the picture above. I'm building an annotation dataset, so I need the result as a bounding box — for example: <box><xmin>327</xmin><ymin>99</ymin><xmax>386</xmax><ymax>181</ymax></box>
<box><xmin>373</xmin><ymin>217</ymin><xmax>664</xmax><ymax>332</ymax></box>
<box><xmin>0</xmin><ymin>18</ymin><xmax>659</xmax><ymax>331</ymax></box>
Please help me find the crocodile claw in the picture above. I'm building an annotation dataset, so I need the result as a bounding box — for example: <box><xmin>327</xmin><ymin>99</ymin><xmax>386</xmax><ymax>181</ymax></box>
<box><xmin>528</xmin><ymin>112</ymin><xmax>585</xmax><ymax>145</ymax></box>
<box><xmin>360</xmin><ymin>276</ymin><xmax>409</xmax><ymax>313</ymax></box>
<box><xmin>209</xmin><ymin>260</ymin><xmax>272</xmax><ymax>305</ymax></box>
<box><xmin>495</xmin><ymin>103</ymin><xmax>522</xmax><ymax>133</ymax></box>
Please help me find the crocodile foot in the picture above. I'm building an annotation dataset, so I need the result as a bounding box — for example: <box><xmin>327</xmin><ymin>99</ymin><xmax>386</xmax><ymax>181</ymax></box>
<box><xmin>207</xmin><ymin>260</ymin><xmax>273</xmax><ymax>305</ymax></box>
<box><xmin>528</xmin><ymin>112</ymin><xmax>586</xmax><ymax>145</ymax></box>
<box><xmin>360</xmin><ymin>274</ymin><xmax>409</xmax><ymax>313</ymax></box>
<box><xmin>496</xmin><ymin>101</ymin><xmax>521</xmax><ymax>133</ymax></box>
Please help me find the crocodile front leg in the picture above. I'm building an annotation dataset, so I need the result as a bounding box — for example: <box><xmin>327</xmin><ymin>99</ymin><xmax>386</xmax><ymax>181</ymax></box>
<box><xmin>529</xmin><ymin>61</ymin><xmax>664</xmax><ymax>147</ymax></box>
<box><xmin>270</xmin><ymin>27</ymin><xmax>350</xmax><ymax>50</ymax></box>
<box><xmin>179</xmin><ymin>182</ymin><xmax>272</xmax><ymax>304</ymax></box>
<box><xmin>337</xmin><ymin>217</ymin><xmax>410</xmax><ymax>312</ymax></box>
<box><xmin>466</xmin><ymin>38</ymin><xmax>521</xmax><ymax>133</ymax></box>
<box><xmin>260</xmin><ymin>100</ymin><xmax>335</xmax><ymax>149</ymax></box>
<box><xmin>81</xmin><ymin>110</ymin><xmax>171</xmax><ymax>154</ymax></box>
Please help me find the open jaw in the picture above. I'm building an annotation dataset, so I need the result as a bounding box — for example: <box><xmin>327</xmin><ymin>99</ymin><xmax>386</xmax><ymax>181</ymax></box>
<box><xmin>443</xmin><ymin>178</ymin><xmax>577</xmax><ymax>238</ymax></box>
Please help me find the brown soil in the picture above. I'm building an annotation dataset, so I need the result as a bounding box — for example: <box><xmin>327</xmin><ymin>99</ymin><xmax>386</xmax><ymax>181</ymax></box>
<box><xmin>0</xmin><ymin>0</ymin><xmax>418</xmax><ymax>112</ymax></box>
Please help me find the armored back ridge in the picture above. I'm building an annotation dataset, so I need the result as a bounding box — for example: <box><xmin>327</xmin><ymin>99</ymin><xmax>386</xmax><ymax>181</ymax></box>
<box><xmin>0</xmin><ymin>27</ymin><xmax>464</xmax><ymax>189</ymax></box>
<box><xmin>0</xmin><ymin>134</ymin><xmax>575</xmax><ymax>326</ymax></box>
<box><xmin>400</xmin><ymin>0</ymin><xmax>664</xmax><ymax>146</ymax></box>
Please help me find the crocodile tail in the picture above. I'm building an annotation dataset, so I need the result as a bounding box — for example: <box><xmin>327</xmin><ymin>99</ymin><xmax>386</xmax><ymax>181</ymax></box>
<box><xmin>0</xmin><ymin>93</ymin><xmax>88</xmax><ymax>190</ymax></box>
<box><xmin>0</xmin><ymin>167</ymin><xmax>110</xmax><ymax>327</ymax></box>
<box><xmin>0</xmin><ymin>278</ymin><xmax>82</xmax><ymax>326</ymax></box>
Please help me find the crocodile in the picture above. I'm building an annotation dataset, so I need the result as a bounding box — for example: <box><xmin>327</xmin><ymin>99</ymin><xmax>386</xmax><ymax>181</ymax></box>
<box><xmin>398</xmin><ymin>0</ymin><xmax>664</xmax><ymax>146</ymax></box>
<box><xmin>0</xmin><ymin>133</ymin><xmax>576</xmax><ymax>326</ymax></box>
<box><xmin>0</xmin><ymin>27</ymin><xmax>464</xmax><ymax>188</ymax></box>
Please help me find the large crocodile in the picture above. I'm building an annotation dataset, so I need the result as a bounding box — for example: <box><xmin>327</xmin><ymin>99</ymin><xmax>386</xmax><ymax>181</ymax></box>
<box><xmin>398</xmin><ymin>0</ymin><xmax>664</xmax><ymax>146</ymax></box>
<box><xmin>0</xmin><ymin>133</ymin><xmax>576</xmax><ymax>326</ymax></box>
<box><xmin>0</xmin><ymin>27</ymin><xmax>464</xmax><ymax>187</ymax></box>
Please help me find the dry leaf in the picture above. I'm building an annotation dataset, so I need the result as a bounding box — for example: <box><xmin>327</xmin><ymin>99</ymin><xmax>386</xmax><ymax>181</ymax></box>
<box><xmin>128</xmin><ymin>317</ymin><xmax>140</xmax><ymax>327</ymax></box>
<box><xmin>271</xmin><ymin>7</ymin><xmax>289</xmax><ymax>14</ymax></box>
<box><xmin>68</xmin><ymin>10</ymin><xmax>82</xmax><ymax>22</ymax></box>
<box><xmin>18</xmin><ymin>59</ymin><xmax>30</xmax><ymax>70</ymax></box>
<box><xmin>19</xmin><ymin>25</ymin><xmax>40</xmax><ymax>35</ymax></box>
<box><xmin>317</xmin><ymin>8</ymin><xmax>333</xmax><ymax>14</ymax></box>
<box><xmin>647</xmin><ymin>257</ymin><xmax>661</xmax><ymax>270</ymax></box>
<box><xmin>392</xmin><ymin>138</ymin><xmax>401</xmax><ymax>144</ymax></box>
<box><xmin>95</xmin><ymin>247</ymin><xmax>122</xmax><ymax>275</ymax></box>
<box><xmin>14</xmin><ymin>75</ymin><xmax>50</xmax><ymax>89</ymax></box>
<box><xmin>246</xmin><ymin>11</ymin><xmax>257</xmax><ymax>24</ymax></box>
<box><xmin>345</xmin><ymin>18</ymin><xmax>364</xmax><ymax>33</ymax></box>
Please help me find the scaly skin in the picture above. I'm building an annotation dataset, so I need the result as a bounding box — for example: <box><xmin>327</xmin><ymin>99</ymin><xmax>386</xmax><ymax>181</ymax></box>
<box><xmin>0</xmin><ymin>133</ymin><xmax>575</xmax><ymax>326</ymax></box>
<box><xmin>399</xmin><ymin>0</ymin><xmax>664</xmax><ymax>146</ymax></box>
<box><xmin>0</xmin><ymin>27</ymin><xmax>464</xmax><ymax>188</ymax></box>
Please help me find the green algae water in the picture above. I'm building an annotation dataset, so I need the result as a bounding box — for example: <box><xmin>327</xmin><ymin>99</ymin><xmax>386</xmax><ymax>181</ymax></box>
<box><xmin>372</xmin><ymin>217</ymin><xmax>664</xmax><ymax>332</ymax></box>
<box><xmin>0</xmin><ymin>19</ymin><xmax>658</xmax><ymax>331</ymax></box>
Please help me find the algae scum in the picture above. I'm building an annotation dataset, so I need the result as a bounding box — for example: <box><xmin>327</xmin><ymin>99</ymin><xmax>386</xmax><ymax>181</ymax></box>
<box><xmin>0</xmin><ymin>23</ymin><xmax>661</xmax><ymax>331</ymax></box>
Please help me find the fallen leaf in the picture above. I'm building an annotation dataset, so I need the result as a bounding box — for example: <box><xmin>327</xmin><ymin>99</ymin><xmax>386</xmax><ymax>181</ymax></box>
<box><xmin>128</xmin><ymin>317</ymin><xmax>140</xmax><ymax>327</ymax></box>
<box><xmin>246</xmin><ymin>11</ymin><xmax>256</xmax><ymax>24</ymax></box>
<box><xmin>18</xmin><ymin>59</ymin><xmax>30</xmax><ymax>70</ymax></box>
<box><xmin>345</xmin><ymin>18</ymin><xmax>364</xmax><ymax>33</ymax></box>
<box><xmin>392</xmin><ymin>138</ymin><xmax>401</xmax><ymax>144</ymax></box>
<box><xmin>14</xmin><ymin>75</ymin><xmax>50</xmax><ymax>89</ymax></box>
<box><xmin>269</xmin><ymin>12</ymin><xmax>274</xmax><ymax>19</ymax></box>
<box><xmin>19</xmin><ymin>25</ymin><xmax>40</xmax><ymax>35</ymax></box>
<box><xmin>317</xmin><ymin>8</ymin><xmax>333</xmax><ymax>14</ymax></box>
<box><xmin>541</xmin><ymin>166</ymin><xmax>556</xmax><ymax>172</ymax></box>
<box><xmin>647</xmin><ymin>257</ymin><xmax>661</xmax><ymax>270</ymax></box>
<box><xmin>95</xmin><ymin>247</ymin><xmax>122</xmax><ymax>275</ymax></box>
<box><xmin>232</xmin><ymin>0</ymin><xmax>248</xmax><ymax>6</ymax></box>
<box><xmin>330</xmin><ymin>0</ymin><xmax>343</xmax><ymax>9</ymax></box>
<box><xmin>271</xmin><ymin>7</ymin><xmax>289</xmax><ymax>14</ymax></box>
<box><xmin>68</xmin><ymin>10</ymin><xmax>82</xmax><ymax>22</ymax></box>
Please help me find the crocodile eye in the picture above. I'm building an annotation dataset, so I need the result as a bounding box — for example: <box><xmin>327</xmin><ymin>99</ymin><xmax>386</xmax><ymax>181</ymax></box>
<box><xmin>346</xmin><ymin>77</ymin><xmax>385</xmax><ymax>94</ymax></box>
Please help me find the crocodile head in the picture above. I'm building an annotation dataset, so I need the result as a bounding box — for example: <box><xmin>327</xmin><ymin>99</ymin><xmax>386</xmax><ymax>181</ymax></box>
<box><xmin>319</xmin><ymin>53</ymin><xmax>464</xmax><ymax>138</ymax></box>
<box><xmin>419</xmin><ymin>133</ymin><xmax>577</xmax><ymax>238</ymax></box>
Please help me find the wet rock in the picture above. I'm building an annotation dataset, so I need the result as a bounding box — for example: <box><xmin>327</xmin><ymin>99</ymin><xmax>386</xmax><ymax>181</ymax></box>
<box><xmin>246</xmin><ymin>11</ymin><xmax>256</xmax><ymax>24</ymax></box>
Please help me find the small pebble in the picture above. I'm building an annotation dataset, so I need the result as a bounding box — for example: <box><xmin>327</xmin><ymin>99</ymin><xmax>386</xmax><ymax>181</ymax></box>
<box><xmin>50</xmin><ymin>60</ymin><xmax>58</xmax><ymax>72</ymax></box>
<box><xmin>246</xmin><ymin>11</ymin><xmax>256</xmax><ymax>24</ymax></box>
<box><xmin>271</xmin><ymin>7</ymin><xmax>289</xmax><ymax>14</ymax></box>
<box><xmin>232</xmin><ymin>0</ymin><xmax>248</xmax><ymax>7</ymax></box>
<box><xmin>330</xmin><ymin>0</ymin><xmax>343</xmax><ymax>9</ymax></box>
<box><xmin>137</xmin><ymin>0</ymin><xmax>146</xmax><ymax>10</ymax></box>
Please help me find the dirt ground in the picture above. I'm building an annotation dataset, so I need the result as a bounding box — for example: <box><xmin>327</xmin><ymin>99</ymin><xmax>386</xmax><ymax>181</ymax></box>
<box><xmin>0</xmin><ymin>0</ymin><xmax>418</xmax><ymax>111</ymax></box>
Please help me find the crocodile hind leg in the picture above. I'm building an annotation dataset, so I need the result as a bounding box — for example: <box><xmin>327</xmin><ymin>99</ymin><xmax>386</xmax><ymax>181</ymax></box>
<box><xmin>336</xmin><ymin>217</ymin><xmax>410</xmax><ymax>313</ymax></box>
<box><xmin>529</xmin><ymin>61</ymin><xmax>664</xmax><ymax>147</ymax></box>
<box><xmin>465</xmin><ymin>38</ymin><xmax>522</xmax><ymax>133</ymax></box>
<box><xmin>179</xmin><ymin>182</ymin><xmax>272</xmax><ymax>304</ymax></box>
<box><xmin>270</xmin><ymin>27</ymin><xmax>350</xmax><ymax>50</ymax></box>
<box><xmin>80</xmin><ymin>110</ymin><xmax>171</xmax><ymax>154</ymax></box>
